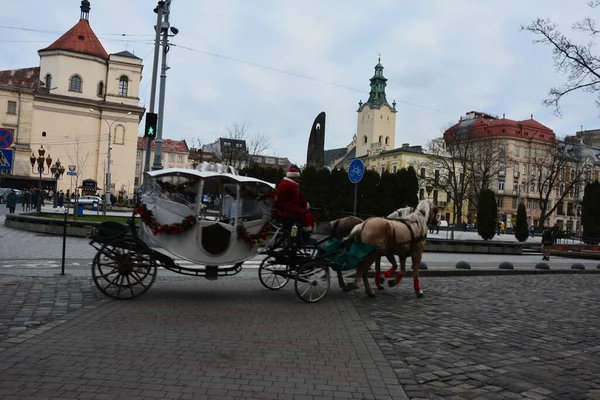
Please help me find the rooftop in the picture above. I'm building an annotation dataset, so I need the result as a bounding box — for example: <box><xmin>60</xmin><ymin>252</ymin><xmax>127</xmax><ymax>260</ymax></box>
<box><xmin>137</xmin><ymin>137</ymin><xmax>189</xmax><ymax>153</ymax></box>
<box><xmin>39</xmin><ymin>18</ymin><xmax>109</xmax><ymax>60</ymax></box>
<box><xmin>0</xmin><ymin>67</ymin><xmax>40</xmax><ymax>90</ymax></box>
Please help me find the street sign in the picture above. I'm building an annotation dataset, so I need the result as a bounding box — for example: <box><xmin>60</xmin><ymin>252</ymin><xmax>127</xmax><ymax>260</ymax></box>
<box><xmin>66</xmin><ymin>171</ymin><xmax>77</xmax><ymax>176</ymax></box>
<box><xmin>348</xmin><ymin>159</ymin><xmax>365</xmax><ymax>184</ymax></box>
<box><xmin>68</xmin><ymin>165</ymin><xmax>76</xmax><ymax>172</ymax></box>
<box><xmin>0</xmin><ymin>148</ymin><xmax>14</xmax><ymax>171</ymax></box>
<box><xmin>0</xmin><ymin>128</ymin><xmax>14</xmax><ymax>149</ymax></box>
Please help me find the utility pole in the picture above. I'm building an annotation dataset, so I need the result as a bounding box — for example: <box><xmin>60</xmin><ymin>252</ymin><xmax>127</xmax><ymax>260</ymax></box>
<box><xmin>144</xmin><ymin>1</ymin><xmax>164</xmax><ymax>174</ymax></box>
<box><xmin>152</xmin><ymin>0</ymin><xmax>172</xmax><ymax>171</ymax></box>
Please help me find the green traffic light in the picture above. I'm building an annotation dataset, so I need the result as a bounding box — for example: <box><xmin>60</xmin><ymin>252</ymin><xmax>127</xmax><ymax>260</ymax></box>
<box><xmin>148</xmin><ymin>127</ymin><xmax>154</xmax><ymax>136</ymax></box>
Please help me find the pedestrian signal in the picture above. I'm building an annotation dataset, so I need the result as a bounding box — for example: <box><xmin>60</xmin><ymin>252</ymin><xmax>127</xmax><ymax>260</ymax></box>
<box><xmin>144</xmin><ymin>113</ymin><xmax>158</xmax><ymax>138</ymax></box>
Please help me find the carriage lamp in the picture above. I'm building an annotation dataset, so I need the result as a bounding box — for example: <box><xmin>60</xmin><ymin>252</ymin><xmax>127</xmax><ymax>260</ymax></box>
<box><xmin>426</xmin><ymin>183</ymin><xmax>433</xmax><ymax>198</ymax></box>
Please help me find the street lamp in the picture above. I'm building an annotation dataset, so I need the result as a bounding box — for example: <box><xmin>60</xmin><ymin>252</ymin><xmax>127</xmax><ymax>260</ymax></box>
<box><xmin>426</xmin><ymin>183</ymin><xmax>433</xmax><ymax>199</ymax></box>
<box><xmin>90</xmin><ymin>109</ymin><xmax>132</xmax><ymax>216</ymax></box>
<box><xmin>29</xmin><ymin>146</ymin><xmax>64</xmax><ymax>212</ymax></box>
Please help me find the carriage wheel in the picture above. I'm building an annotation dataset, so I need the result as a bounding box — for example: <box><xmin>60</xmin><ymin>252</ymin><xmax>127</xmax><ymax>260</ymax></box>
<box><xmin>258</xmin><ymin>256</ymin><xmax>290</xmax><ymax>290</ymax></box>
<box><xmin>92</xmin><ymin>242</ymin><xmax>157</xmax><ymax>300</ymax></box>
<box><xmin>294</xmin><ymin>261</ymin><xmax>330</xmax><ymax>303</ymax></box>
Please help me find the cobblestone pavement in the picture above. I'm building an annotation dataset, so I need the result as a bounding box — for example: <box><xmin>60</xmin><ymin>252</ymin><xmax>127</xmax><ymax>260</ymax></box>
<box><xmin>350</xmin><ymin>274</ymin><xmax>600</xmax><ymax>400</ymax></box>
<box><xmin>0</xmin><ymin>276</ymin><xmax>408</xmax><ymax>400</ymax></box>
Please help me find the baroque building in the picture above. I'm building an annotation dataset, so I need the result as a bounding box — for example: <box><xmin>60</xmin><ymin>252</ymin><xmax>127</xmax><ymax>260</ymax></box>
<box><xmin>0</xmin><ymin>1</ymin><xmax>144</xmax><ymax>198</ymax></box>
<box><xmin>136</xmin><ymin>138</ymin><xmax>189</xmax><ymax>187</ymax></box>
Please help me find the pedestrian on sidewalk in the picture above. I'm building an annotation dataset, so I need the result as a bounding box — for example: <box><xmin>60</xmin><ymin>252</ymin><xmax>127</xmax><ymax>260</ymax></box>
<box><xmin>21</xmin><ymin>190</ymin><xmax>30</xmax><ymax>212</ymax></box>
<box><xmin>541</xmin><ymin>226</ymin><xmax>553</xmax><ymax>261</ymax></box>
<box><xmin>56</xmin><ymin>190</ymin><xmax>65</xmax><ymax>212</ymax></box>
<box><xmin>529</xmin><ymin>224</ymin><xmax>535</xmax><ymax>238</ymax></box>
<box><xmin>6</xmin><ymin>189</ymin><xmax>17</xmax><ymax>213</ymax></box>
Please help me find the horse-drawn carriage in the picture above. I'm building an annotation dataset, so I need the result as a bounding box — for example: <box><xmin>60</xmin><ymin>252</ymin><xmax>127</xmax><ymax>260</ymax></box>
<box><xmin>89</xmin><ymin>162</ymin><xmax>437</xmax><ymax>303</ymax></box>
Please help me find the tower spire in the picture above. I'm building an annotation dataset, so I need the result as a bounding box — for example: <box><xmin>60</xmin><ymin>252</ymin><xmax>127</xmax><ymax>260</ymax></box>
<box><xmin>80</xmin><ymin>0</ymin><xmax>91</xmax><ymax>21</ymax></box>
<box><xmin>365</xmin><ymin>57</ymin><xmax>392</xmax><ymax>109</ymax></box>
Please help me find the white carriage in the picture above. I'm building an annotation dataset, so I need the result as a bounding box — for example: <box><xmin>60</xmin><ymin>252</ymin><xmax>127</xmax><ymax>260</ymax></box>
<box><xmin>89</xmin><ymin>162</ymin><xmax>276</xmax><ymax>300</ymax></box>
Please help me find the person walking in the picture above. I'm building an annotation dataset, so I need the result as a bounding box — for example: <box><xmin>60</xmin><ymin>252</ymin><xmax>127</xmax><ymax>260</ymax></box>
<box><xmin>541</xmin><ymin>226</ymin><xmax>553</xmax><ymax>261</ymax></box>
<box><xmin>56</xmin><ymin>190</ymin><xmax>65</xmax><ymax>212</ymax></box>
<box><xmin>6</xmin><ymin>189</ymin><xmax>17</xmax><ymax>214</ymax></box>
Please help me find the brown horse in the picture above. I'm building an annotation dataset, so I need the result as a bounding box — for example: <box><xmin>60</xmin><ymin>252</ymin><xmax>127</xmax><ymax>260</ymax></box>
<box><xmin>342</xmin><ymin>199</ymin><xmax>438</xmax><ymax>298</ymax></box>
<box><xmin>329</xmin><ymin>216</ymin><xmax>402</xmax><ymax>290</ymax></box>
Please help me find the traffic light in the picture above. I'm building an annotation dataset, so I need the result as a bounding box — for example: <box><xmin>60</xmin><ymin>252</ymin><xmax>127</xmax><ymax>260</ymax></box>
<box><xmin>144</xmin><ymin>113</ymin><xmax>158</xmax><ymax>138</ymax></box>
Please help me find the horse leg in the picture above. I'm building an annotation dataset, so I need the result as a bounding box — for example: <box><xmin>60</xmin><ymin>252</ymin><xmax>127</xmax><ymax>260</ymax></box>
<box><xmin>383</xmin><ymin>254</ymin><xmax>397</xmax><ymax>278</ymax></box>
<box><xmin>374</xmin><ymin>256</ymin><xmax>386</xmax><ymax>290</ymax></box>
<box><xmin>336</xmin><ymin>270</ymin><xmax>346</xmax><ymax>290</ymax></box>
<box><xmin>412</xmin><ymin>254</ymin><xmax>424</xmax><ymax>298</ymax></box>
<box><xmin>344</xmin><ymin>260</ymin><xmax>365</xmax><ymax>291</ymax></box>
<box><xmin>388</xmin><ymin>257</ymin><xmax>406</xmax><ymax>288</ymax></box>
<box><xmin>362</xmin><ymin>261</ymin><xmax>376</xmax><ymax>298</ymax></box>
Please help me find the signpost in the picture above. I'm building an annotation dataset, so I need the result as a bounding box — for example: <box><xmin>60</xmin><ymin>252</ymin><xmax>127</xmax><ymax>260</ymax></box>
<box><xmin>348</xmin><ymin>159</ymin><xmax>365</xmax><ymax>216</ymax></box>
<box><xmin>0</xmin><ymin>148</ymin><xmax>14</xmax><ymax>171</ymax></box>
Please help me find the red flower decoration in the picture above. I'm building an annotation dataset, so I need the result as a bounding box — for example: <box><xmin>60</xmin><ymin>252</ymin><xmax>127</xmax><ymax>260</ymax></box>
<box><xmin>135</xmin><ymin>204</ymin><xmax>196</xmax><ymax>236</ymax></box>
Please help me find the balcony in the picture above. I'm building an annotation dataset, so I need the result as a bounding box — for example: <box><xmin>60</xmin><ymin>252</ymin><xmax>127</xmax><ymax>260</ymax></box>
<box><xmin>499</xmin><ymin>170</ymin><xmax>506</xmax><ymax>177</ymax></box>
<box><xmin>514</xmin><ymin>171</ymin><xmax>519</xmax><ymax>178</ymax></box>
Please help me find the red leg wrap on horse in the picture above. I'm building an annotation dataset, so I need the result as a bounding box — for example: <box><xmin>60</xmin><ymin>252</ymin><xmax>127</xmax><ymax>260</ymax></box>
<box><xmin>414</xmin><ymin>280</ymin><xmax>421</xmax><ymax>293</ymax></box>
<box><xmin>375</xmin><ymin>273</ymin><xmax>381</xmax><ymax>286</ymax></box>
<box><xmin>384</xmin><ymin>267</ymin><xmax>396</xmax><ymax>278</ymax></box>
<box><xmin>395</xmin><ymin>273</ymin><xmax>403</xmax><ymax>284</ymax></box>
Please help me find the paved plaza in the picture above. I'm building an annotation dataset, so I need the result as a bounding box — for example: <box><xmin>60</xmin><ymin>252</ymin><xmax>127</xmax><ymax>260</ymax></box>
<box><xmin>1</xmin><ymin>213</ymin><xmax>600</xmax><ymax>399</ymax></box>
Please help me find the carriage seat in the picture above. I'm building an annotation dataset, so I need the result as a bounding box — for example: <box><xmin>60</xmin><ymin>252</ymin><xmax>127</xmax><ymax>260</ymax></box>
<box><xmin>271</xmin><ymin>209</ymin><xmax>315</xmax><ymax>245</ymax></box>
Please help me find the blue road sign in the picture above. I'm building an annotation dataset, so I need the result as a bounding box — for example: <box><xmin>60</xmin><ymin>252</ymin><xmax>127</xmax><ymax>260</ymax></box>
<box><xmin>0</xmin><ymin>128</ymin><xmax>14</xmax><ymax>149</ymax></box>
<box><xmin>66</xmin><ymin>171</ymin><xmax>77</xmax><ymax>176</ymax></box>
<box><xmin>0</xmin><ymin>148</ymin><xmax>14</xmax><ymax>171</ymax></box>
<box><xmin>348</xmin><ymin>159</ymin><xmax>365</xmax><ymax>184</ymax></box>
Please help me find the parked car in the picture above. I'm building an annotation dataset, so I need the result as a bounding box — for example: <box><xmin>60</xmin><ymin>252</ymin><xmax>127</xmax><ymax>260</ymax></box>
<box><xmin>70</xmin><ymin>195</ymin><xmax>103</xmax><ymax>206</ymax></box>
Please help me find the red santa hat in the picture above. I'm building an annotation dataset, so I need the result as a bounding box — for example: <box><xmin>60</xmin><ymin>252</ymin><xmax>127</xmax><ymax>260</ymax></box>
<box><xmin>286</xmin><ymin>167</ymin><xmax>301</xmax><ymax>178</ymax></box>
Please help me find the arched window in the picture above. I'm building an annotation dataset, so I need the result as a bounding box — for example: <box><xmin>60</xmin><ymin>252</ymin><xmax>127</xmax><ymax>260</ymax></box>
<box><xmin>45</xmin><ymin>74</ymin><xmax>52</xmax><ymax>89</ymax></box>
<box><xmin>97</xmin><ymin>81</ymin><xmax>104</xmax><ymax>97</ymax></box>
<box><xmin>378</xmin><ymin>135</ymin><xmax>383</xmax><ymax>144</ymax></box>
<box><xmin>114</xmin><ymin>124</ymin><xmax>125</xmax><ymax>145</ymax></box>
<box><xmin>118</xmin><ymin>76</ymin><xmax>129</xmax><ymax>97</ymax></box>
<box><xmin>69</xmin><ymin>75</ymin><xmax>82</xmax><ymax>92</ymax></box>
<box><xmin>385</xmin><ymin>136</ymin><xmax>389</xmax><ymax>145</ymax></box>
<box><xmin>363</xmin><ymin>135</ymin><xmax>368</xmax><ymax>144</ymax></box>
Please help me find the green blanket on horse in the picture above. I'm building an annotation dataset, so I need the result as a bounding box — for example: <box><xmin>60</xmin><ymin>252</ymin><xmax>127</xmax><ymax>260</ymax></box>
<box><xmin>316</xmin><ymin>238</ymin><xmax>378</xmax><ymax>272</ymax></box>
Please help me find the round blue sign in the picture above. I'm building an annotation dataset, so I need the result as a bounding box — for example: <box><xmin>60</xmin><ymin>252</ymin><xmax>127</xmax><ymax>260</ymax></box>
<box><xmin>348</xmin><ymin>159</ymin><xmax>365</xmax><ymax>184</ymax></box>
<box><xmin>0</xmin><ymin>128</ymin><xmax>14</xmax><ymax>149</ymax></box>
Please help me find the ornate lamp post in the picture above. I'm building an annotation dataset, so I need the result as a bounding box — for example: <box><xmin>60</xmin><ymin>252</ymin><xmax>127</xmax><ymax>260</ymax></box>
<box><xmin>30</xmin><ymin>146</ymin><xmax>52</xmax><ymax>212</ymax></box>
<box><xmin>426</xmin><ymin>183</ymin><xmax>433</xmax><ymax>199</ymax></box>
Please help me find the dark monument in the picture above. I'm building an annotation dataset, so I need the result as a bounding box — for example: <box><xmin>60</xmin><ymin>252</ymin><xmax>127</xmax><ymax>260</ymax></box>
<box><xmin>306</xmin><ymin>112</ymin><xmax>326</xmax><ymax>168</ymax></box>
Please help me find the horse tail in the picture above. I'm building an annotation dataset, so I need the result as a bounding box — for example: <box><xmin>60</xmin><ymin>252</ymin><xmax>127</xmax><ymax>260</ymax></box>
<box><xmin>331</xmin><ymin>219</ymin><xmax>340</xmax><ymax>238</ymax></box>
<box><xmin>343</xmin><ymin>221</ymin><xmax>365</xmax><ymax>244</ymax></box>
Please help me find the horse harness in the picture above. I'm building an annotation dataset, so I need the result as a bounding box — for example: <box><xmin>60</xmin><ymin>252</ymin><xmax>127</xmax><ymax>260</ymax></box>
<box><xmin>389</xmin><ymin>218</ymin><xmax>426</xmax><ymax>253</ymax></box>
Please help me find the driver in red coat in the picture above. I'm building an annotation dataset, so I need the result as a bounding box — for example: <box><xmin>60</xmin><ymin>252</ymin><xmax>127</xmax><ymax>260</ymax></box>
<box><xmin>274</xmin><ymin>167</ymin><xmax>315</xmax><ymax>232</ymax></box>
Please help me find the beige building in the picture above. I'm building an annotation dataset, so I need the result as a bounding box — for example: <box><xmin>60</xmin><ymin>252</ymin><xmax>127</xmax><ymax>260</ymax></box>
<box><xmin>135</xmin><ymin>138</ymin><xmax>189</xmax><ymax>187</ymax></box>
<box><xmin>0</xmin><ymin>1</ymin><xmax>144</xmax><ymax>198</ymax></box>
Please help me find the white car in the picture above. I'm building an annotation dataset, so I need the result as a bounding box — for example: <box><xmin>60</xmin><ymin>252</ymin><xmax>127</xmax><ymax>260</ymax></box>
<box><xmin>71</xmin><ymin>196</ymin><xmax>103</xmax><ymax>205</ymax></box>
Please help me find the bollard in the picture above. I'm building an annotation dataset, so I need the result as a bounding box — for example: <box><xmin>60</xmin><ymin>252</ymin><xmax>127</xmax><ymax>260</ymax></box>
<box><xmin>456</xmin><ymin>261</ymin><xmax>471</xmax><ymax>269</ymax></box>
<box><xmin>499</xmin><ymin>261</ymin><xmax>514</xmax><ymax>270</ymax></box>
<box><xmin>535</xmin><ymin>263</ymin><xmax>550</xmax><ymax>270</ymax></box>
<box><xmin>418</xmin><ymin>262</ymin><xmax>428</xmax><ymax>270</ymax></box>
<box><xmin>571</xmin><ymin>263</ymin><xmax>585</xmax><ymax>270</ymax></box>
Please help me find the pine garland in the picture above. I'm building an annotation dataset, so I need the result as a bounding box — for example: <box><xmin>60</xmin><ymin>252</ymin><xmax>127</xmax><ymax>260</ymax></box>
<box><xmin>236</xmin><ymin>223</ymin><xmax>272</xmax><ymax>249</ymax></box>
<box><xmin>135</xmin><ymin>204</ymin><xmax>196</xmax><ymax>235</ymax></box>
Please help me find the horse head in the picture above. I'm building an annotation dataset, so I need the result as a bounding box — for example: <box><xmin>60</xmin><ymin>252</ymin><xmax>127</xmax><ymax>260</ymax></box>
<box><xmin>416</xmin><ymin>199</ymin><xmax>438</xmax><ymax>227</ymax></box>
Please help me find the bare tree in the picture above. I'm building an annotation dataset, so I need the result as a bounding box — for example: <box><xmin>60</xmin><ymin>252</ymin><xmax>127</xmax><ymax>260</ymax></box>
<box><xmin>425</xmin><ymin>137</ymin><xmax>472</xmax><ymax>238</ymax></box>
<box><xmin>522</xmin><ymin>1</ymin><xmax>600</xmax><ymax>115</ymax></box>
<box><xmin>224</xmin><ymin>122</ymin><xmax>272</xmax><ymax>168</ymax></box>
<box><xmin>528</xmin><ymin>140</ymin><xmax>592</xmax><ymax>227</ymax></box>
<box><xmin>467</xmin><ymin>137</ymin><xmax>508</xmax><ymax>206</ymax></box>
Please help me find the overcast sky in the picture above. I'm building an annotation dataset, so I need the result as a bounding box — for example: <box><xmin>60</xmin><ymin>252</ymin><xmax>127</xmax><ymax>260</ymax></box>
<box><xmin>2</xmin><ymin>1</ymin><xmax>597</xmax><ymax>166</ymax></box>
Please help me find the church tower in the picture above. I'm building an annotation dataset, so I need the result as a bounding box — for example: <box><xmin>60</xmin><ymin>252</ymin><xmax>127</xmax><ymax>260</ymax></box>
<box><xmin>355</xmin><ymin>58</ymin><xmax>397</xmax><ymax>157</ymax></box>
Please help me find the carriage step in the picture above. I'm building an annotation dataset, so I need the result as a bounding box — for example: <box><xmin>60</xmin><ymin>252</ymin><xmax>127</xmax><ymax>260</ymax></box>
<box><xmin>206</xmin><ymin>265</ymin><xmax>218</xmax><ymax>280</ymax></box>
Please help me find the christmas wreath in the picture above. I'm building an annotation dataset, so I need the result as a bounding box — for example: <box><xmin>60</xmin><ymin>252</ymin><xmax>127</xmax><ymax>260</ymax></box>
<box><xmin>135</xmin><ymin>204</ymin><xmax>196</xmax><ymax>235</ymax></box>
<box><xmin>237</xmin><ymin>223</ymin><xmax>272</xmax><ymax>249</ymax></box>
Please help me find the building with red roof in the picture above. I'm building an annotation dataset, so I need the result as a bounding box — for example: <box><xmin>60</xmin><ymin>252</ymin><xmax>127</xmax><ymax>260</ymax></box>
<box><xmin>0</xmin><ymin>1</ymin><xmax>145</xmax><ymax>199</ymax></box>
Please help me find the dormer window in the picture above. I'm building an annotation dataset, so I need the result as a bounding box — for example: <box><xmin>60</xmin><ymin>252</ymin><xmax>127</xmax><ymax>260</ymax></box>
<box><xmin>97</xmin><ymin>81</ymin><xmax>104</xmax><ymax>97</ymax></box>
<box><xmin>45</xmin><ymin>74</ymin><xmax>52</xmax><ymax>89</ymax></box>
<box><xmin>118</xmin><ymin>76</ymin><xmax>129</xmax><ymax>97</ymax></box>
<box><xmin>69</xmin><ymin>75</ymin><xmax>82</xmax><ymax>92</ymax></box>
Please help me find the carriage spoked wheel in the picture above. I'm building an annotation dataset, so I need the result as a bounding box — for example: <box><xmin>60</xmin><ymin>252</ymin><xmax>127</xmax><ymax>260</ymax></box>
<box><xmin>294</xmin><ymin>261</ymin><xmax>330</xmax><ymax>303</ymax></box>
<box><xmin>92</xmin><ymin>242</ymin><xmax>158</xmax><ymax>300</ymax></box>
<box><xmin>258</xmin><ymin>256</ymin><xmax>290</xmax><ymax>290</ymax></box>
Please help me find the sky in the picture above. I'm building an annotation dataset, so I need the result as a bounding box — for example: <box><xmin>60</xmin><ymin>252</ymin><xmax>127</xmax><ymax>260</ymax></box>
<box><xmin>2</xmin><ymin>0</ymin><xmax>598</xmax><ymax>166</ymax></box>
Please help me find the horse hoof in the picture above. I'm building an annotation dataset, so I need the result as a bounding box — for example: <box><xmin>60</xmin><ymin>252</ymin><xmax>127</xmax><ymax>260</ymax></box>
<box><xmin>388</xmin><ymin>280</ymin><xmax>397</xmax><ymax>288</ymax></box>
<box><xmin>367</xmin><ymin>291</ymin><xmax>376</xmax><ymax>298</ymax></box>
<box><xmin>416</xmin><ymin>291</ymin><xmax>425</xmax><ymax>298</ymax></box>
<box><xmin>344</xmin><ymin>283</ymin><xmax>359</xmax><ymax>292</ymax></box>
<box><xmin>376</xmin><ymin>284</ymin><xmax>385</xmax><ymax>291</ymax></box>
